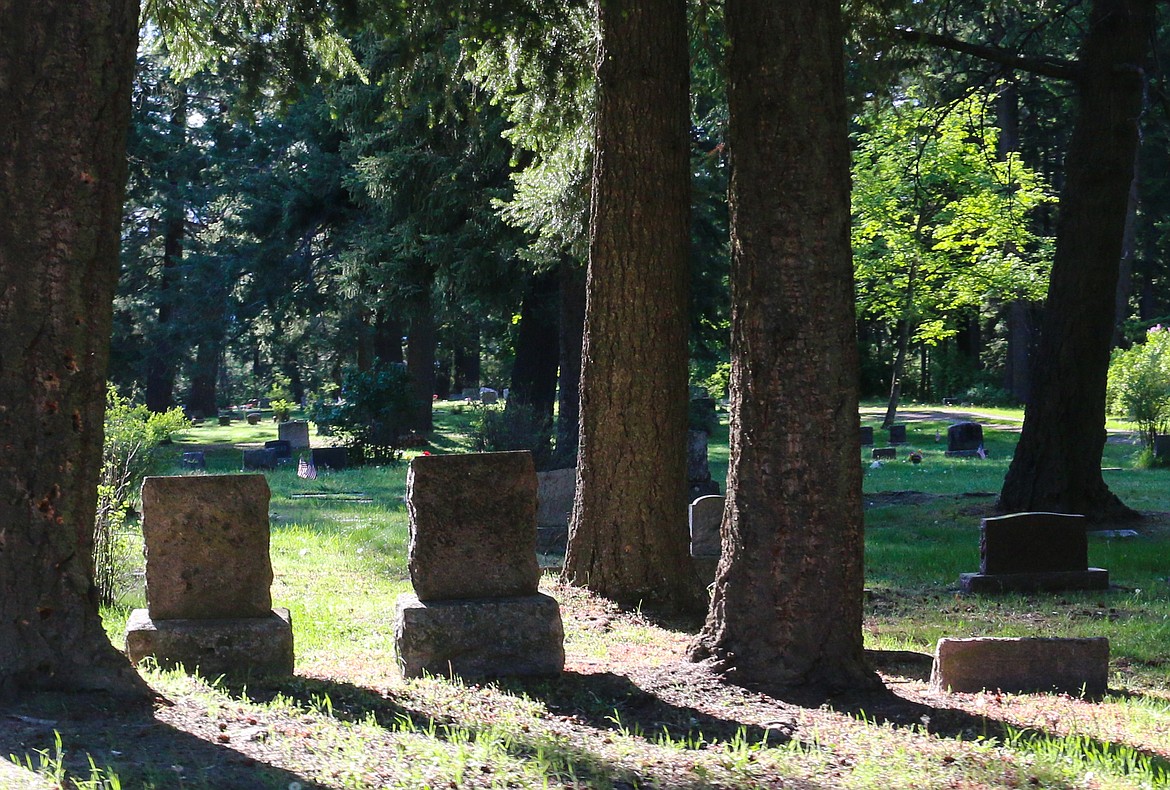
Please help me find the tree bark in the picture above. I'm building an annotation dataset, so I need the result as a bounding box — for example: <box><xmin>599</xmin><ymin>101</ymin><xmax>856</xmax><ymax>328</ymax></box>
<box><xmin>563</xmin><ymin>0</ymin><xmax>703</xmax><ymax>611</ymax></box>
<box><xmin>406</xmin><ymin>289</ymin><xmax>436</xmax><ymax>433</ymax></box>
<box><xmin>691</xmin><ymin>0</ymin><xmax>879</xmax><ymax>694</ymax></box>
<box><xmin>999</xmin><ymin>0</ymin><xmax>1154</xmax><ymax>520</ymax></box>
<box><xmin>509</xmin><ymin>269</ymin><xmax>560</xmax><ymax>424</ymax></box>
<box><xmin>0</xmin><ymin>0</ymin><xmax>148</xmax><ymax>696</ymax></box>
<box><xmin>556</xmin><ymin>259</ymin><xmax>586</xmax><ymax>466</ymax></box>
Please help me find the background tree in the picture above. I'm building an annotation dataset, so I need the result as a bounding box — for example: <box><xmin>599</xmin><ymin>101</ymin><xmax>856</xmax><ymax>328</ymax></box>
<box><xmin>691</xmin><ymin>0</ymin><xmax>878</xmax><ymax>693</ymax></box>
<box><xmin>0</xmin><ymin>0</ymin><xmax>147</xmax><ymax>695</ymax></box>
<box><xmin>562</xmin><ymin>0</ymin><xmax>703</xmax><ymax>611</ymax></box>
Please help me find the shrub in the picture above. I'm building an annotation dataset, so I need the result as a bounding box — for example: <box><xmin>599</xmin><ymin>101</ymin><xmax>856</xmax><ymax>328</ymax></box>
<box><xmin>94</xmin><ymin>386</ymin><xmax>188</xmax><ymax>606</ymax></box>
<box><xmin>309</xmin><ymin>364</ymin><xmax>415</xmax><ymax>464</ymax></box>
<box><xmin>475</xmin><ymin>402</ymin><xmax>555</xmax><ymax>469</ymax></box>
<box><xmin>270</xmin><ymin>398</ymin><xmax>295</xmax><ymax>422</ymax></box>
<box><xmin>1107</xmin><ymin>325</ymin><xmax>1170</xmax><ymax>450</ymax></box>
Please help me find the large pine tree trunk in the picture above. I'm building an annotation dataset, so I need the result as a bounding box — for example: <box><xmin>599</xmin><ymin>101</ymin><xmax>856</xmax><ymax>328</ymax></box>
<box><xmin>556</xmin><ymin>259</ymin><xmax>586</xmax><ymax>465</ymax></box>
<box><xmin>691</xmin><ymin>0</ymin><xmax>879</xmax><ymax>693</ymax></box>
<box><xmin>406</xmin><ymin>290</ymin><xmax>436</xmax><ymax>433</ymax></box>
<box><xmin>999</xmin><ymin>0</ymin><xmax>1153</xmax><ymax>520</ymax></box>
<box><xmin>508</xmin><ymin>269</ymin><xmax>560</xmax><ymax>424</ymax></box>
<box><xmin>563</xmin><ymin>0</ymin><xmax>702</xmax><ymax>611</ymax></box>
<box><xmin>0</xmin><ymin>0</ymin><xmax>148</xmax><ymax>696</ymax></box>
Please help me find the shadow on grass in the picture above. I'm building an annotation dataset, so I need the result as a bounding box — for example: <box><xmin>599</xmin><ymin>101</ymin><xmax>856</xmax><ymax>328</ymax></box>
<box><xmin>0</xmin><ymin>690</ymin><xmax>326</xmax><ymax>790</ymax></box>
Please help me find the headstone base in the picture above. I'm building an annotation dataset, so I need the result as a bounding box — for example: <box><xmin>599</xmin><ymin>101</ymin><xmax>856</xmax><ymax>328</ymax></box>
<box><xmin>125</xmin><ymin>608</ymin><xmax>294</xmax><ymax>679</ymax></box>
<box><xmin>395</xmin><ymin>593</ymin><xmax>564</xmax><ymax>679</ymax></box>
<box><xmin>945</xmin><ymin>449</ymin><xmax>982</xmax><ymax>458</ymax></box>
<box><xmin>959</xmin><ymin>568</ymin><xmax>1108</xmax><ymax>593</ymax></box>
<box><xmin>931</xmin><ymin>636</ymin><xmax>1109</xmax><ymax>695</ymax></box>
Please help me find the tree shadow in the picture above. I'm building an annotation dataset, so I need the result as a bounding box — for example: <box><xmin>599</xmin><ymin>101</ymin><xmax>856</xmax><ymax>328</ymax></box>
<box><xmin>0</xmin><ymin>690</ymin><xmax>326</xmax><ymax>789</ymax></box>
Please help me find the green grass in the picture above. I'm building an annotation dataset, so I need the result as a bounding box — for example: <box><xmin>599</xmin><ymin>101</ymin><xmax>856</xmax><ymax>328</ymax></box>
<box><xmin>33</xmin><ymin>403</ymin><xmax>1170</xmax><ymax>788</ymax></box>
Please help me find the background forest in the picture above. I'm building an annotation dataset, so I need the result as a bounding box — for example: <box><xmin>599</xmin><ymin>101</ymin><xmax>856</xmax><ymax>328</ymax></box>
<box><xmin>114</xmin><ymin>2</ymin><xmax>1170</xmax><ymax>434</ymax></box>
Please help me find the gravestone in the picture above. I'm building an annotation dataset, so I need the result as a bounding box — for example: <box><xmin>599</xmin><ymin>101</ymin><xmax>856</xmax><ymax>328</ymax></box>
<box><xmin>278</xmin><ymin>420</ymin><xmax>311</xmax><ymax>450</ymax></box>
<box><xmin>872</xmin><ymin>447</ymin><xmax>897</xmax><ymax>460</ymax></box>
<box><xmin>246</xmin><ymin>411</ymin><xmax>262</xmax><ymax>425</ymax></box>
<box><xmin>931</xmin><ymin>637</ymin><xmax>1109</xmax><ymax>695</ymax></box>
<box><xmin>311</xmin><ymin>446</ymin><xmax>348</xmax><ymax>470</ymax></box>
<box><xmin>124</xmin><ymin>474</ymin><xmax>293</xmax><ymax>678</ymax></box>
<box><xmin>946</xmin><ymin>422</ymin><xmax>984</xmax><ymax>457</ymax></box>
<box><xmin>536</xmin><ymin>467</ymin><xmax>575</xmax><ymax>555</ymax></box>
<box><xmin>264</xmin><ymin>439</ymin><xmax>292</xmax><ymax>460</ymax></box>
<box><xmin>859</xmin><ymin>426</ymin><xmax>874</xmax><ymax>446</ymax></box>
<box><xmin>218</xmin><ymin>415</ymin><xmax>232</xmax><ymax>426</ymax></box>
<box><xmin>480</xmin><ymin>388</ymin><xmax>499</xmax><ymax>405</ymax></box>
<box><xmin>687</xmin><ymin>430</ymin><xmax>720</xmax><ymax>500</ymax></box>
<box><xmin>242</xmin><ymin>448</ymin><xmax>277</xmax><ymax>470</ymax></box>
<box><xmin>181</xmin><ymin>451</ymin><xmax>206</xmax><ymax>470</ymax></box>
<box><xmin>959</xmin><ymin>512</ymin><xmax>1108</xmax><ymax>593</ymax></box>
<box><xmin>888</xmin><ymin>424</ymin><xmax>907</xmax><ymax>444</ymax></box>
<box><xmin>1155</xmin><ymin>435</ymin><xmax>1170</xmax><ymax>461</ymax></box>
<box><xmin>461</xmin><ymin>387</ymin><xmax>479</xmax><ymax>401</ymax></box>
<box><xmin>689</xmin><ymin>494</ymin><xmax>724</xmax><ymax>584</ymax></box>
<box><xmin>395</xmin><ymin>451</ymin><xmax>563</xmax><ymax>678</ymax></box>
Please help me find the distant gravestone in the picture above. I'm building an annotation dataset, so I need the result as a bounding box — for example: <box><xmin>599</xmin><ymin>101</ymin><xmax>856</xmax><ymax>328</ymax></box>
<box><xmin>960</xmin><ymin>512</ymin><xmax>1108</xmax><ymax>593</ymax></box>
<box><xmin>242</xmin><ymin>448</ymin><xmax>277</xmax><ymax>470</ymax></box>
<box><xmin>278</xmin><ymin>420</ymin><xmax>311</xmax><ymax>450</ymax></box>
<box><xmin>218</xmin><ymin>415</ymin><xmax>232</xmax><ymax>426</ymax></box>
<box><xmin>264</xmin><ymin>439</ymin><xmax>292</xmax><ymax>460</ymax></box>
<box><xmin>689</xmin><ymin>494</ymin><xmax>724</xmax><ymax>559</ymax></box>
<box><xmin>125</xmin><ymin>474</ymin><xmax>294</xmax><ymax>678</ymax></box>
<box><xmin>181</xmin><ymin>451</ymin><xmax>206</xmax><ymax>470</ymax></box>
<box><xmin>462</xmin><ymin>387</ymin><xmax>479</xmax><ymax>401</ymax></box>
<box><xmin>536</xmin><ymin>467</ymin><xmax>575</xmax><ymax>555</ymax></box>
<box><xmin>311</xmin><ymin>446</ymin><xmax>348</xmax><ymax>470</ymax></box>
<box><xmin>859</xmin><ymin>426</ymin><xmax>874</xmax><ymax>446</ymax></box>
<box><xmin>931</xmin><ymin>637</ymin><xmax>1109</xmax><ymax>695</ymax></box>
<box><xmin>1155</xmin><ymin>435</ymin><xmax>1170</xmax><ymax>461</ymax></box>
<box><xmin>872</xmin><ymin>447</ymin><xmax>897</xmax><ymax>460</ymax></box>
<box><xmin>480</xmin><ymin>388</ymin><xmax>499</xmax><ymax>405</ymax></box>
<box><xmin>888</xmin><ymin>424</ymin><xmax>907</xmax><ymax>444</ymax></box>
<box><xmin>246</xmin><ymin>411</ymin><xmax>262</xmax><ymax>425</ymax></box>
<box><xmin>946</xmin><ymin>422</ymin><xmax>984</xmax><ymax>457</ymax></box>
<box><xmin>395</xmin><ymin>451</ymin><xmax>563</xmax><ymax>678</ymax></box>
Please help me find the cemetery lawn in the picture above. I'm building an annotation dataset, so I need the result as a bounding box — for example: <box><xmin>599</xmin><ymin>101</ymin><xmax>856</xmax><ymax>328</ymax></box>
<box><xmin>3</xmin><ymin>404</ymin><xmax>1169</xmax><ymax>788</ymax></box>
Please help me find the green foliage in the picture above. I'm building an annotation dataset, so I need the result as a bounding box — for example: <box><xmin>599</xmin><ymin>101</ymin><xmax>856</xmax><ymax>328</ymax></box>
<box><xmin>270</xmin><ymin>398</ymin><xmax>296</xmax><ymax>422</ymax></box>
<box><xmin>474</xmin><ymin>402</ymin><xmax>557</xmax><ymax>470</ymax></box>
<box><xmin>94</xmin><ymin>387</ymin><xmax>188</xmax><ymax>606</ymax></box>
<box><xmin>1107</xmin><ymin>325</ymin><xmax>1170</xmax><ymax>450</ymax></box>
<box><xmin>310</xmin><ymin>364</ymin><xmax>415</xmax><ymax>464</ymax></box>
<box><xmin>852</xmin><ymin>89</ymin><xmax>1054</xmax><ymax>348</ymax></box>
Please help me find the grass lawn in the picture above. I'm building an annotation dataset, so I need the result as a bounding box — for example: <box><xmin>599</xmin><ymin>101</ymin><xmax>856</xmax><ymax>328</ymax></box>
<box><xmin>3</xmin><ymin>401</ymin><xmax>1169</xmax><ymax>789</ymax></box>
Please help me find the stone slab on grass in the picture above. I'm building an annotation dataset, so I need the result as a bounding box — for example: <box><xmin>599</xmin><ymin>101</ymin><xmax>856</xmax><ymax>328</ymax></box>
<box><xmin>931</xmin><ymin>636</ymin><xmax>1109</xmax><ymax>695</ymax></box>
<box><xmin>407</xmin><ymin>451</ymin><xmax>539</xmax><ymax>601</ymax></box>
<box><xmin>394</xmin><ymin>593</ymin><xmax>564</xmax><ymax>679</ymax></box>
<box><xmin>125</xmin><ymin>607</ymin><xmax>294</xmax><ymax>679</ymax></box>
<box><xmin>142</xmin><ymin>474</ymin><xmax>273</xmax><ymax>620</ymax></box>
<box><xmin>960</xmin><ymin>568</ymin><xmax>1109</xmax><ymax>594</ymax></box>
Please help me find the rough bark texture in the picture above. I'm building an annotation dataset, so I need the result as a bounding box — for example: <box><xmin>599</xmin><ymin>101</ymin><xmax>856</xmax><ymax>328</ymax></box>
<box><xmin>999</xmin><ymin>0</ymin><xmax>1154</xmax><ymax>521</ymax></box>
<box><xmin>563</xmin><ymin>0</ymin><xmax>702</xmax><ymax>611</ymax></box>
<box><xmin>690</xmin><ymin>0</ymin><xmax>879</xmax><ymax>694</ymax></box>
<box><xmin>0</xmin><ymin>0</ymin><xmax>147</xmax><ymax>695</ymax></box>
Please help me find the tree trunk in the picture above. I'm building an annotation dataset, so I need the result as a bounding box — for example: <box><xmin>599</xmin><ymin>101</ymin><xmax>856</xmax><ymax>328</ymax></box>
<box><xmin>509</xmin><ymin>269</ymin><xmax>560</xmax><ymax>424</ymax></box>
<box><xmin>452</xmin><ymin>332</ymin><xmax>480</xmax><ymax>393</ymax></box>
<box><xmin>144</xmin><ymin>82</ymin><xmax>187</xmax><ymax>413</ymax></box>
<box><xmin>374</xmin><ymin>310</ymin><xmax>405</xmax><ymax>365</ymax></box>
<box><xmin>690</xmin><ymin>0</ymin><xmax>879</xmax><ymax>694</ymax></box>
<box><xmin>563</xmin><ymin>0</ymin><xmax>702</xmax><ymax>612</ymax></box>
<box><xmin>999</xmin><ymin>0</ymin><xmax>1153</xmax><ymax>520</ymax></box>
<box><xmin>556</xmin><ymin>259</ymin><xmax>586</xmax><ymax>465</ymax></box>
<box><xmin>406</xmin><ymin>289</ymin><xmax>436</xmax><ymax>433</ymax></box>
<box><xmin>0</xmin><ymin>0</ymin><xmax>148</xmax><ymax>696</ymax></box>
<box><xmin>187</xmin><ymin>340</ymin><xmax>222</xmax><ymax>417</ymax></box>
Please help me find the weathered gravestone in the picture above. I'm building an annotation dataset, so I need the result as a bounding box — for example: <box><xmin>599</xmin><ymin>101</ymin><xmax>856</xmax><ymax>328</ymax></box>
<box><xmin>931</xmin><ymin>636</ymin><xmax>1109</xmax><ymax>695</ymax></box>
<box><xmin>689</xmin><ymin>494</ymin><xmax>724</xmax><ymax>584</ymax></box>
<box><xmin>181</xmin><ymin>451</ymin><xmax>205</xmax><ymax>470</ymax></box>
<box><xmin>1155</xmin><ymin>435</ymin><xmax>1170</xmax><ymax>462</ymax></box>
<box><xmin>687</xmin><ymin>430</ymin><xmax>720</xmax><ymax>500</ymax></box>
<box><xmin>264</xmin><ymin>439</ymin><xmax>292</xmax><ymax>461</ymax></box>
<box><xmin>218</xmin><ymin>414</ymin><xmax>232</xmax><ymax>426</ymax></box>
<box><xmin>535</xmin><ymin>467</ymin><xmax>575</xmax><ymax>555</ymax></box>
<box><xmin>395</xmin><ymin>451</ymin><xmax>564</xmax><ymax>678</ymax></box>
<box><xmin>278</xmin><ymin>419</ymin><xmax>311</xmax><ymax>450</ymax></box>
<box><xmin>480</xmin><ymin>388</ymin><xmax>499</xmax><ymax>405</ymax></box>
<box><xmin>242</xmin><ymin>448</ymin><xmax>277</xmax><ymax>470</ymax></box>
<box><xmin>246</xmin><ymin>411</ymin><xmax>262</xmax><ymax>425</ymax></box>
<box><xmin>946</xmin><ymin>422</ymin><xmax>985</xmax><ymax>457</ymax></box>
<box><xmin>461</xmin><ymin>387</ymin><xmax>479</xmax><ymax>401</ymax></box>
<box><xmin>124</xmin><ymin>474</ymin><xmax>294</xmax><ymax>678</ymax></box>
<box><xmin>872</xmin><ymin>447</ymin><xmax>897</xmax><ymax>460</ymax></box>
<box><xmin>888</xmin><ymin>424</ymin><xmax>907</xmax><ymax>444</ymax></box>
<box><xmin>859</xmin><ymin>426</ymin><xmax>874</xmax><ymax>446</ymax></box>
<box><xmin>959</xmin><ymin>512</ymin><xmax>1108</xmax><ymax>593</ymax></box>
<box><xmin>311</xmin><ymin>446</ymin><xmax>348</xmax><ymax>470</ymax></box>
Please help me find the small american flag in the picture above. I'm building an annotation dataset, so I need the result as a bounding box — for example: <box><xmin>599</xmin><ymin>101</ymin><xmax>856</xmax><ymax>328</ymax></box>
<box><xmin>297</xmin><ymin>456</ymin><xmax>317</xmax><ymax>479</ymax></box>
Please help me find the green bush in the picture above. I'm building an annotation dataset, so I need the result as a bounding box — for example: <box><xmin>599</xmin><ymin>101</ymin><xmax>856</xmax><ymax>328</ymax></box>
<box><xmin>475</xmin><ymin>402</ymin><xmax>556</xmax><ymax>469</ymax></box>
<box><xmin>94</xmin><ymin>386</ymin><xmax>188</xmax><ymax>606</ymax></box>
<box><xmin>309</xmin><ymin>364</ymin><xmax>415</xmax><ymax>464</ymax></box>
<box><xmin>1107</xmin><ymin>325</ymin><xmax>1170</xmax><ymax>450</ymax></box>
<box><xmin>270</xmin><ymin>398</ymin><xmax>295</xmax><ymax>422</ymax></box>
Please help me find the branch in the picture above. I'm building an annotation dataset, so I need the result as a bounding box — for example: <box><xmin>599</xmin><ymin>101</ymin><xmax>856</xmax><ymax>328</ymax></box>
<box><xmin>892</xmin><ymin>27</ymin><xmax>1080</xmax><ymax>81</ymax></box>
